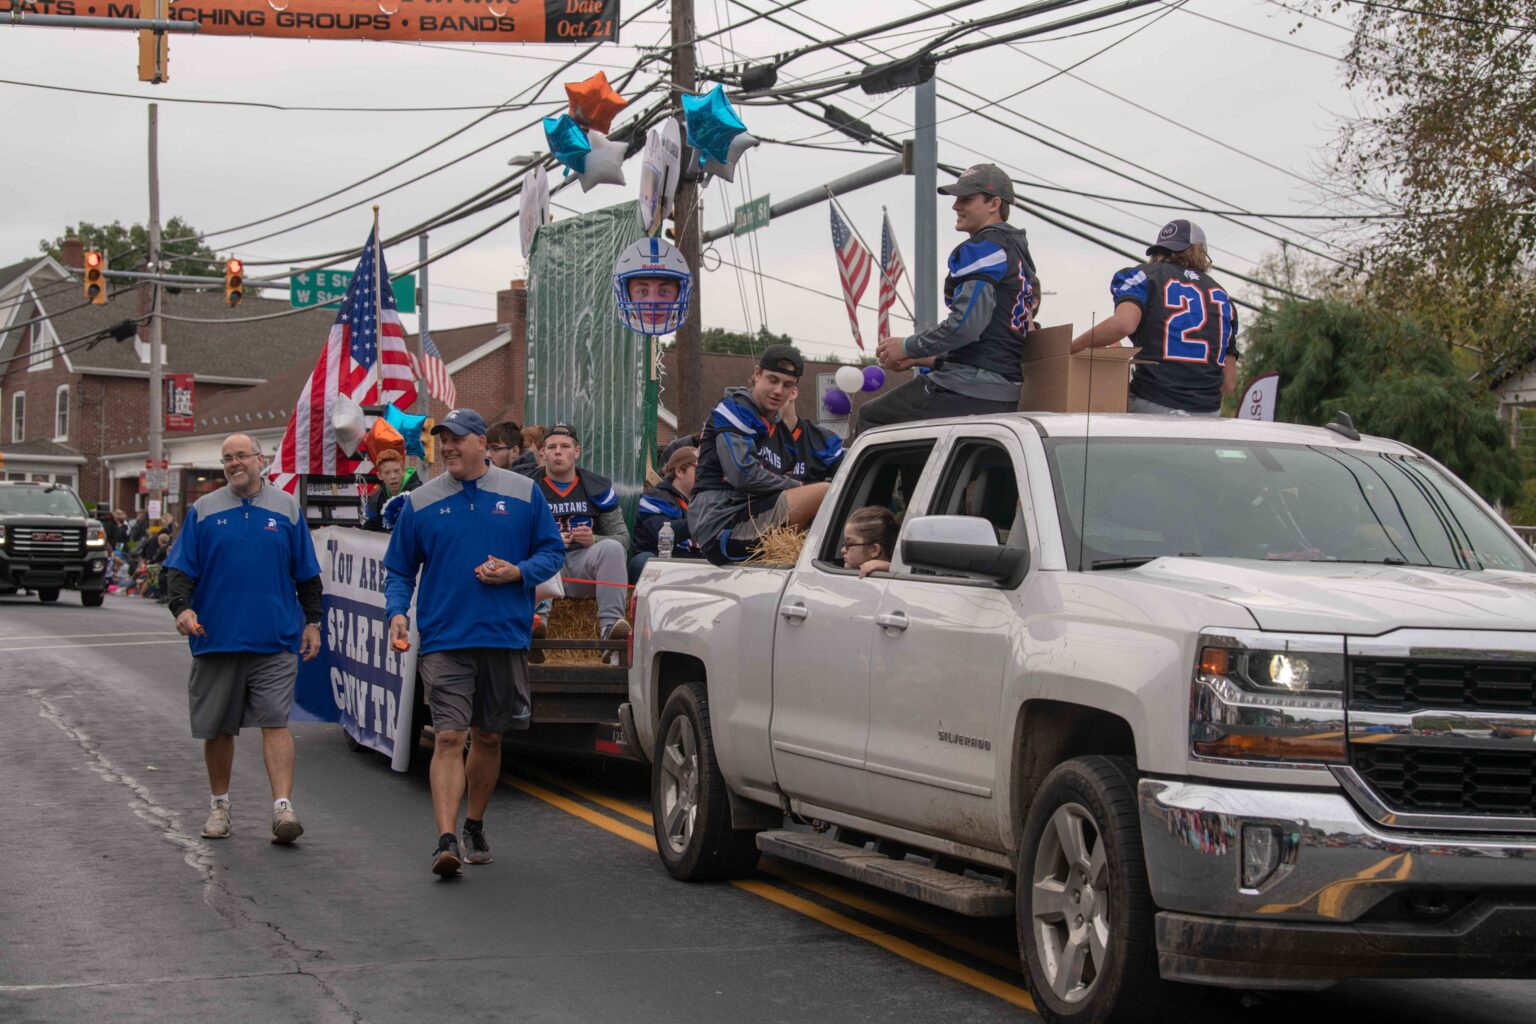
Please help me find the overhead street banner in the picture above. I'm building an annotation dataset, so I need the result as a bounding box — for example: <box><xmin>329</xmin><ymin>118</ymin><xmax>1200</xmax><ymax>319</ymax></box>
<box><xmin>0</xmin><ymin>0</ymin><xmax>621</xmax><ymax>43</ymax></box>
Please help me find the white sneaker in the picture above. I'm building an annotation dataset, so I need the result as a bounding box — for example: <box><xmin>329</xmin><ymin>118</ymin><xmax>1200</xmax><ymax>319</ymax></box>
<box><xmin>202</xmin><ymin>799</ymin><xmax>231</xmax><ymax>839</ymax></box>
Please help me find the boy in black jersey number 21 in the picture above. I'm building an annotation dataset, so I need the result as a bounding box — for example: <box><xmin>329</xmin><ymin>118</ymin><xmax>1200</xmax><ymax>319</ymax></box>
<box><xmin>536</xmin><ymin>423</ymin><xmax>632</xmax><ymax>644</ymax></box>
<box><xmin>1070</xmin><ymin>219</ymin><xmax>1238</xmax><ymax>415</ymax></box>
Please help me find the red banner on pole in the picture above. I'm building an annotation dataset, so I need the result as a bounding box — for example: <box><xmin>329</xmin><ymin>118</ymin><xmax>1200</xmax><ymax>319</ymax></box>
<box><xmin>0</xmin><ymin>0</ymin><xmax>621</xmax><ymax>44</ymax></box>
<box><xmin>166</xmin><ymin>374</ymin><xmax>195</xmax><ymax>433</ymax></box>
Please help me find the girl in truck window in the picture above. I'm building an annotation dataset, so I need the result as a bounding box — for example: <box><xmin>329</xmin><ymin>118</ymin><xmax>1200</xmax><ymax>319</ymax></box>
<box><xmin>842</xmin><ymin>506</ymin><xmax>899</xmax><ymax>578</ymax></box>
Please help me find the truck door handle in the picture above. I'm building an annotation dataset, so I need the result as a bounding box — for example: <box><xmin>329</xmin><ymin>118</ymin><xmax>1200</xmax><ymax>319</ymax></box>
<box><xmin>781</xmin><ymin>603</ymin><xmax>809</xmax><ymax>621</ymax></box>
<box><xmin>875</xmin><ymin>611</ymin><xmax>909</xmax><ymax>632</ymax></box>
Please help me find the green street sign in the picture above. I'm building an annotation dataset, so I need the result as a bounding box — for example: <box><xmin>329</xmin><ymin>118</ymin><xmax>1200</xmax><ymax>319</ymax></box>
<box><xmin>290</xmin><ymin>269</ymin><xmax>416</xmax><ymax>314</ymax></box>
<box><xmin>733</xmin><ymin>195</ymin><xmax>771</xmax><ymax>237</ymax></box>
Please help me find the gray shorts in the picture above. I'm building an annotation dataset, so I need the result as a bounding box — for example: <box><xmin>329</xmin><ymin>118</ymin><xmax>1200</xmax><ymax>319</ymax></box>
<box><xmin>733</xmin><ymin>491</ymin><xmax>791</xmax><ymax>542</ymax></box>
<box><xmin>419</xmin><ymin>648</ymin><xmax>531</xmax><ymax>735</ymax></box>
<box><xmin>1127</xmin><ymin>395</ymin><xmax>1221</xmax><ymax>417</ymax></box>
<box><xmin>188</xmin><ymin>651</ymin><xmax>298</xmax><ymax>739</ymax></box>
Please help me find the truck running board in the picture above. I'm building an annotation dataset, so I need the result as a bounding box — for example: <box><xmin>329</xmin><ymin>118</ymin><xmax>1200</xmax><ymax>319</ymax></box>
<box><xmin>755</xmin><ymin>831</ymin><xmax>1013</xmax><ymax>917</ymax></box>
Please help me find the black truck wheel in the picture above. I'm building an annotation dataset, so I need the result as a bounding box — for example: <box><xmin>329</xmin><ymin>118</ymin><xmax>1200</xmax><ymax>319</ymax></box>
<box><xmin>37</xmin><ymin>588</ymin><xmax>60</xmax><ymax>604</ymax></box>
<box><xmin>80</xmin><ymin>590</ymin><xmax>105</xmax><ymax>607</ymax></box>
<box><xmin>1017</xmin><ymin>755</ymin><xmax>1200</xmax><ymax>1024</ymax></box>
<box><xmin>651</xmin><ymin>682</ymin><xmax>761</xmax><ymax>881</ymax></box>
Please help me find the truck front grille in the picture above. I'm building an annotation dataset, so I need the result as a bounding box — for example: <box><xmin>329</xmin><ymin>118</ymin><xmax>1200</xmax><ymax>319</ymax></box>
<box><xmin>1352</xmin><ymin>657</ymin><xmax>1536</xmax><ymax>712</ymax></box>
<box><xmin>9</xmin><ymin>527</ymin><xmax>84</xmax><ymax>558</ymax></box>
<box><xmin>1351</xmin><ymin>746</ymin><xmax>1536</xmax><ymax>817</ymax></box>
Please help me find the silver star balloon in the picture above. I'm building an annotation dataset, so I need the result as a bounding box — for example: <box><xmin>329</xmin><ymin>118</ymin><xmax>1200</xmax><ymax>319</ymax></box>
<box><xmin>701</xmin><ymin>132</ymin><xmax>759</xmax><ymax>183</ymax></box>
<box><xmin>578</xmin><ymin>128</ymin><xmax>628</xmax><ymax>192</ymax></box>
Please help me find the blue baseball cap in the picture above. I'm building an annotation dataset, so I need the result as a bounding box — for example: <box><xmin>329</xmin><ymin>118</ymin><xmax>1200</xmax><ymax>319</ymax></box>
<box><xmin>430</xmin><ymin>408</ymin><xmax>487</xmax><ymax>437</ymax></box>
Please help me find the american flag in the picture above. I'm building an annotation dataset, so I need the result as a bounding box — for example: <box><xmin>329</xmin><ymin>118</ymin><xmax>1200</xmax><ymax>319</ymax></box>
<box><xmin>830</xmin><ymin>206</ymin><xmax>873</xmax><ymax>350</ymax></box>
<box><xmin>269</xmin><ymin>228</ymin><xmax>418</xmax><ymax>491</ymax></box>
<box><xmin>417</xmin><ymin>331</ymin><xmax>457</xmax><ymax>409</ymax></box>
<box><xmin>877</xmin><ymin>209</ymin><xmax>906</xmax><ymax>340</ymax></box>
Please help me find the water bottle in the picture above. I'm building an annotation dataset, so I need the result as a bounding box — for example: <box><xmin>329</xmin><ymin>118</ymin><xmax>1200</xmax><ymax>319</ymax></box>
<box><xmin>657</xmin><ymin>521</ymin><xmax>675</xmax><ymax>559</ymax></box>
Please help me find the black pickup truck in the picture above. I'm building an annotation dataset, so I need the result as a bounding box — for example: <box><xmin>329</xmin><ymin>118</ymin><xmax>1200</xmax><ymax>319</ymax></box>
<box><xmin>0</xmin><ymin>481</ymin><xmax>110</xmax><ymax>606</ymax></box>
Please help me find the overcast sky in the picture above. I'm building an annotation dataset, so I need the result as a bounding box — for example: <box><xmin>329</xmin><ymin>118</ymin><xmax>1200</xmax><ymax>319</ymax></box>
<box><xmin>0</xmin><ymin>0</ymin><xmax>1369</xmax><ymax>363</ymax></box>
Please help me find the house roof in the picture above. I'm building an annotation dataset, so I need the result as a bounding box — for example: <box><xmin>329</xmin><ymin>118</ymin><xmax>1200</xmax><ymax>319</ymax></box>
<box><xmin>47</xmin><ymin>287</ymin><xmax>340</xmax><ymax>379</ymax></box>
<box><xmin>103</xmin><ymin>321</ymin><xmax>509</xmax><ymax>453</ymax></box>
<box><xmin>0</xmin><ymin>259</ymin><xmax>38</xmax><ymax>293</ymax></box>
<box><xmin>0</xmin><ymin>438</ymin><xmax>86</xmax><ymax>463</ymax></box>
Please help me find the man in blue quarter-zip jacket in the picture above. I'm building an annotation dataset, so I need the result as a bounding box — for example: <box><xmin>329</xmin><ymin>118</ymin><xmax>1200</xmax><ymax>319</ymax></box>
<box><xmin>164</xmin><ymin>433</ymin><xmax>323</xmax><ymax>847</ymax></box>
<box><xmin>383</xmin><ymin>408</ymin><xmax>566</xmax><ymax>879</ymax></box>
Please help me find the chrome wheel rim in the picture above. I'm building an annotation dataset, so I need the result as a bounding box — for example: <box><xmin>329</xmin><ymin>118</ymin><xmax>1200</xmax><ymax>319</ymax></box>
<box><xmin>1031</xmin><ymin>802</ymin><xmax>1110</xmax><ymax>1005</ymax></box>
<box><xmin>659</xmin><ymin>713</ymin><xmax>700</xmax><ymax>855</ymax></box>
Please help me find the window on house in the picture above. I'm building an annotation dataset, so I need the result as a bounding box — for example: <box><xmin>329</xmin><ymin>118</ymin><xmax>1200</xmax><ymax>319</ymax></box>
<box><xmin>10</xmin><ymin>391</ymin><xmax>24</xmax><ymax>442</ymax></box>
<box><xmin>54</xmin><ymin>385</ymin><xmax>69</xmax><ymax>441</ymax></box>
<box><xmin>27</xmin><ymin>320</ymin><xmax>53</xmax><ymax>370</ymax></box>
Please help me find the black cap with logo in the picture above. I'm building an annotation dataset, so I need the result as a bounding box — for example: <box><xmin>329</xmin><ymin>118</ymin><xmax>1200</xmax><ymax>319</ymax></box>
<box><xmin>545</xmin><ymin>422</ymin><xmax>581</xmax><ymax>445</ymax></box>
<box><xmin>937</xmin><ymin>163</ymin><xmax>1015</xmax><ymax>205</ymax></box>
<box><xmin>758</xmin><ymin>344</ymin><xmax>804</xmax><ymax>379</ymax></box>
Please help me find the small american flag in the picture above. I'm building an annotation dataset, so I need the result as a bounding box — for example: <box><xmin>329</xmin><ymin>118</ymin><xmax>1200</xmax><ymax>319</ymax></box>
<box><xmin>269</xmin><ymin>227</ymin><xmax>417</xmax><ymax>490</ymax></box>
<box><xmin>877</xmin><ymin>210</ymin><xmax>906</xmax><ymax>340</ymax></box>
<box><xmin>830</xmin><ymin>206</ymin><xmax>873</xmax><ymax>350</ymax></box>
<box><xmin>418</xmin><ymin>331</ymin><xmax>457</xmax><ymax>409</ymax></box>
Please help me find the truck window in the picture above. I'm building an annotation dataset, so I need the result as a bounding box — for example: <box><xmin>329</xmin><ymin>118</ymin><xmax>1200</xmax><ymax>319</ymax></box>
<box><xmin>929</xmin><ymin>440</ymin><xmax>1026</xmax><ymax>548</ymax></box>
<box><xmin>815</xmin><ymin>439</ymin><xmax>935</xmax><ymax>568</ymax></box>
<box><xmin>0</xmin><ymin>484</ymin><xmax>87</xmax><ymax>518</ymax></box>
<box><xmin>1046</xmin><ymin>438</ymin><xmax>1536</xmax><ymax>573</ymax></box>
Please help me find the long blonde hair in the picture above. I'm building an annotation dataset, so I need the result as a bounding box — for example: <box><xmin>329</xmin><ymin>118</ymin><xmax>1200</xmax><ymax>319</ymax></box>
<box><xmin>1151</xmin><ymin>243</ymin><xmax>1212</xmax><ymax>274</ymax></box>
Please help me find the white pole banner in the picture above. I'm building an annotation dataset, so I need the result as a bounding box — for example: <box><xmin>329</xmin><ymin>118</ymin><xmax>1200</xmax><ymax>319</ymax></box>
<box><xmin>318</xmin><ymin>526</ymin><xmax>419</xmax><ymax>772</ymax></box>
<box><xmin>1239</xmin><ymin>371</ymin><xmax>1280</xmax><ymax>421</ymax></box>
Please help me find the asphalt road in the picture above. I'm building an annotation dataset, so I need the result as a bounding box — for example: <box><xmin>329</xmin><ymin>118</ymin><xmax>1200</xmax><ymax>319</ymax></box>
<box><xmin>1</xmin><ymin>591</ymin><xmax>1532</xmax><ymax>1024</ymax></box>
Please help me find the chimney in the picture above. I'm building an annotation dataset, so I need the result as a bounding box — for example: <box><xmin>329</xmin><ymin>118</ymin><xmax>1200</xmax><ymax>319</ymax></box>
<box><xmin>61</xmin><ymin>236</ymin><xmax>84</xmax><ymax>270</ymax></box>
<box><xmin>496</xmin><ymin>279</ymin><xmax>527</xmax><ymax>328</ymax></box>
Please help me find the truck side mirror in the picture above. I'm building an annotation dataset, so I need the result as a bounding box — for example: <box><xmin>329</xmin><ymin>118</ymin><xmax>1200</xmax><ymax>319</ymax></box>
<box><xmin>900</xmin><ymin>515</ymin><xmax>1028</xmax><ymax>587</ymax></box>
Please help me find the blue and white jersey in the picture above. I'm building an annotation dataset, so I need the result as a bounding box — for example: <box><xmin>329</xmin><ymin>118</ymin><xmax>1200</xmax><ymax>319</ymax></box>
<box><xmin>1110</xmin><ymin>260</ymin><xmax>1239</xmax><ymax>413</ymax></box>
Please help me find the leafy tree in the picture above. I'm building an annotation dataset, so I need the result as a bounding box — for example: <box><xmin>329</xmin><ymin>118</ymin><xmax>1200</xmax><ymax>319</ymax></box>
<box><xmin>1241</xmin><ymin>298</ymin><xmax>1524</xmax><ymax>505</ymax></box>
<box><xmin>679</xmin><ymin>325</ymin><xmax>873</xmax><ymax>364</ymax></box>
<box><xmin>40</xmin><ymin>217</ymin><xmax>219</xmax><ymax>278</ymax></box>
<box><xmin>1305</xmin><ymin>1</ymin><xmax>1536</xmax><ymax>365</ymax></box>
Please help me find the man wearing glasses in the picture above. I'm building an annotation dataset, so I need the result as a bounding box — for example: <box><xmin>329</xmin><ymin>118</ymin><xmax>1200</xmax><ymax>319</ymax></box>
<box><xmin>164</xmin><ymin>434</ymin><xmax>323</xmax><ymax>846</ymax></box>
<box><xmin>487</xmin><ymin>420</ymin><xmax>540</xmax><ymax>478</ymax></box>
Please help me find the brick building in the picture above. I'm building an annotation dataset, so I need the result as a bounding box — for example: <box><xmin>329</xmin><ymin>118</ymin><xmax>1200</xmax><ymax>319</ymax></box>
<box><xmin>0</xmin><ymin>246</ymin><xmax>336</xmax><ymax>510</ymax></box>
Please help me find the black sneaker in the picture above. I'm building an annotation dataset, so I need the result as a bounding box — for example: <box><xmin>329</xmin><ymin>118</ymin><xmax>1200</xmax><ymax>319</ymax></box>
<box><xmin>462</xmin><ymin>826</ymin><xmax>492</xmax><ymax>865</ymax></box>
<box><xmin>432</xmin><ymin>836</ymin><xmax>462</xmax><ymax>878</ymax></box>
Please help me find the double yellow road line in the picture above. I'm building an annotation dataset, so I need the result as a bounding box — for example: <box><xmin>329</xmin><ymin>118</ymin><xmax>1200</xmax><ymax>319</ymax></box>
<box><xmin>501</xmin><ymin>768</ymin><xmax>1037</xmax><ymax>1014</ymax></box>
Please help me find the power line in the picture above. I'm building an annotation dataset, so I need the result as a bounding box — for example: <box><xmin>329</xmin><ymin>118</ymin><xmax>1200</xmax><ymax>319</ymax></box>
<box><xmin>1341</xmin><ymin>0</ymin><xmax>1535</xmax><ymax>31</ymax></box>
<box><xmin>1161</xmin><ymin>0</ymin><xmax>1345</xmax><ymax>61</ymax></box>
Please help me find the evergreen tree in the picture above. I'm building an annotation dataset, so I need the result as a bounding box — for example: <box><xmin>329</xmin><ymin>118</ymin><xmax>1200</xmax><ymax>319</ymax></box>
<box><xmin>1242</xmin><ymin>298</ymin><xmax>1524</xmax><ymax>505</ymax></box>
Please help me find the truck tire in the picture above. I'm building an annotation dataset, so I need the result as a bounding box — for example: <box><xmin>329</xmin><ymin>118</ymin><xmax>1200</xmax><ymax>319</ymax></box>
<box><xmin>36</xmin><ymin>589</ymin><xmax>60</xmax><ymax>604</ymax></box>
<box><xmin>651</xmin><ymin>681</ymin><xmax>761</xmax><ymax>881</ymax></box>
<box><xmin>1016</xmin><ymin>756</ymin><xmax>1200</xmax><ymax>1024</ymax></box>
<box><xmin>80</xmin><ymin>590</ymin><xmax>105</xmax><ymax>607</ymax></box>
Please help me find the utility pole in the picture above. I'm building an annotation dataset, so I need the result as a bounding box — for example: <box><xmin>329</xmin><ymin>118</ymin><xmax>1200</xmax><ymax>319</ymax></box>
<box><xmin>417</xmin><ymin>232</ymin><xmax>430</xmax><ymax>418</ymax></box>
<box><xmin>913</xmin><ymin>77</ymin><xmax>938</xmax><ymax>331</ymax></box>
<box><xmin>147</xmin><ymin>103</ymin><xmax>165</xmax><ymax>517</ymax></box>
<box><xmin>671</xmin><ymin>0</ymin><xmax>704</xmax><ymax>435</ymax></box>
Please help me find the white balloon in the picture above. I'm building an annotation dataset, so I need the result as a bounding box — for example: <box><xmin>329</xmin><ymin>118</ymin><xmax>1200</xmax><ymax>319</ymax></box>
<box><xmin>700</xmin><ymin>131</ymin><xmax>759</xmax><ymax>184</ymax></box>
<box><xmin>834</xmin><ymin>365</ymin><xmax>865</xmax><ymax>395</ymax></box>
<box><xmin>578</xmin><ymin>129</ymin><xmax>627</xmax><ymax>193</ymax></box>
<box><xmin>331</xmin><ymin>394</ymin><xmax>366</xmax><ymax>454</ymax></box>
<box><xmin>519</xmin><ymin>164</ymin><xmax>550</xmax><ymax>259</ymax></box>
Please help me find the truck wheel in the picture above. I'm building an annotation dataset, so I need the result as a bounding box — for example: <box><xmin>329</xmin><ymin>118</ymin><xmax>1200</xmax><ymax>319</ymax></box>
<box><xmin>1017</xmin><ymin>756</ymin><xmax>1199</xmax><ymax>1024</ymax></box>
<box><xmin>80</xmin><ymin>591</ymin><xmax>105</xmax><ymax>607</ymax></box>
<box><xmin>36</xmin><ymin>589</ymin><xmax>60</xmax><ymax>604</ymax></box>
<box><xmin>651</xmin><ymin>682</ymin><xmax>761</xmax><ymax>881</ymax></box>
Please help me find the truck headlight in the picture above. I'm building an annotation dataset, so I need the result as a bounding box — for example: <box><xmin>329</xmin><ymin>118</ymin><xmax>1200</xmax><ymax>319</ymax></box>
<box><xmin>1191</xmin><ymin>630</ymin><xmax>1346</xmax><ymax>764</ymax></box>
<box><xmin>86</xmin><ymin>526</ymin><xmax>107</xmax><ymax>547</ymax></box>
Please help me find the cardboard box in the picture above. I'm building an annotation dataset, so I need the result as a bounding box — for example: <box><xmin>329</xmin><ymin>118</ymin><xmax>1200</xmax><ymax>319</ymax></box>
<box><xmin>1018</xmin><ymin>323</ymin><xmax>1139</xmax><ymax>414</ymax></box>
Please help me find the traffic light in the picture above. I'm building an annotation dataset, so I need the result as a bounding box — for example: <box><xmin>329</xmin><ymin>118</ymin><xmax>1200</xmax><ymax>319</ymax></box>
<box><xmin>224</xmin><ymin>258</ymin><xmax>244</xmax><ymax>307</ymax></box>
<box><xmin>82</xmin><ymin>250</ymin><xmax>107</xmax><ymax>305</ymax></box>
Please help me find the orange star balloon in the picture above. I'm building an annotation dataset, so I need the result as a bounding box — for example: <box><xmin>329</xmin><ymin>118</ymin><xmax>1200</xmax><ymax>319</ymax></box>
<box><xmin>363</xmin><ymin>417</ymin><xmax>405</xmax><ymax>467</ymax></box>
<box><xmin>565</xmin><ymin>71</ymin><xmax>628</xmax><ymax>134</ymax></box>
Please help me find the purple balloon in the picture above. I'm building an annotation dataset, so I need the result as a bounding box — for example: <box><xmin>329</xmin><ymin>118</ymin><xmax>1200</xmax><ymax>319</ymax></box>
<box><xmin>862</xmin><ymin>365</ymin><xmax>886</xmax><ymax>392</ymax></box>
<box><xmin>823</xmin><ymin>387</ymin><xmax>852</xmax><ymax>416</ymax></box>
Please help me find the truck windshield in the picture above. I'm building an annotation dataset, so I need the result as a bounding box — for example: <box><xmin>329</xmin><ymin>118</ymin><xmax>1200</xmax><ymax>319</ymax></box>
<box><xmin>1045</xmin><ymin>439</ymin><xmax>1534</xmax><ymax>573</ymax></box>
<box><xmin>0</xmin><ymin>486</ymin><xmax>87</xmax><ymax>518</ymax></box>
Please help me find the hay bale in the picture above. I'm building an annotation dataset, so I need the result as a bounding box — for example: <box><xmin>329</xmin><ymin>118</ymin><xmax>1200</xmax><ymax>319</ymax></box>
<box><xmin>746</xmin><ymin>524</ymin><xmax>807</xmax><ymax>565</ymax></box>
<box><xmin>542</xmin><ymin>597</ymin><xmax>608</xmax><ymax>665</ymax></box>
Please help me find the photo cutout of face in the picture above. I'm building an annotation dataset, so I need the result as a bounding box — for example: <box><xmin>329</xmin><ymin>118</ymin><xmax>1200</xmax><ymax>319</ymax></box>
<box><xmin>626</xmin><ymin>276</ymin><xmax>682</xmax><ymax>331</ymax></box>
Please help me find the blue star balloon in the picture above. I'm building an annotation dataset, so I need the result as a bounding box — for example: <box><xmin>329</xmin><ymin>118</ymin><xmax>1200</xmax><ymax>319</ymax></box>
<box><xmin>544</xmin><ymin>113</ymin><xmax>592</xmax><ymax>175</ymax></box>
<box><xmin>681</xmin><ymin>84</ymin><xmax>748</xmax><ymax>167</ymax></box>
<box><xmin>384</xmin><ymin>403</ymin><xmax>427</xmax><ymax>458</ymax></box>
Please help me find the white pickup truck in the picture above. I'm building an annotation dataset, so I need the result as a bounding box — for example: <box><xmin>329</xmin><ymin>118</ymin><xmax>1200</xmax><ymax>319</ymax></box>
<box><xmin>621</xmin><ymin>412</ymin><xmax>1536</xmax><ymax>1023</ymax></box>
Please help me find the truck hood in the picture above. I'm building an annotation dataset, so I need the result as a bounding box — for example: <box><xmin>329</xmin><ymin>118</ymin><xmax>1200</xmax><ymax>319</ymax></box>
<box><xmin>1123</xmin><ymin>558</ymin><xmax>1536</xmax><ymax>634</ymax></box>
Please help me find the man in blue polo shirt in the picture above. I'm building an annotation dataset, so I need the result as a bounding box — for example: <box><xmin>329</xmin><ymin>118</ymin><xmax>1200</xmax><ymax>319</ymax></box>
<box><xmin>165</xmin><ymin>432</ymin><xmax>323</xmax><ymax>846</ymax></box>
<box><xmin>384</xmin><ymin>408</ymin><xmax>566</xmax><ymax>879</ymax></box>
